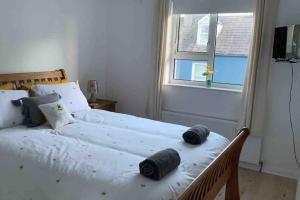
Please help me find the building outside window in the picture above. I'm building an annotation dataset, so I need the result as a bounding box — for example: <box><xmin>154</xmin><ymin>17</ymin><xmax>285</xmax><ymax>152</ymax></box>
<box><xmin>171</xmin><ymin>13</ymin><xmax>254</xmax><ymax>89</ymax></box>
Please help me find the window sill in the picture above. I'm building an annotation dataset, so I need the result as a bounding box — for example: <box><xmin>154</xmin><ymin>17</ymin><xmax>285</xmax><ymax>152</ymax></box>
<box><xmin>164</xmin><ymin>83</ymin><xmax>243</xmax><ymax>93</ymax></box>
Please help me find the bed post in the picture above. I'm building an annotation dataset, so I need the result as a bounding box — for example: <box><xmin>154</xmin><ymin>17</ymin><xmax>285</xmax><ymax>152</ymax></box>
<box><xmin>225</xmin><ymin>128</ymin><xmax>249</xmax><ymax>200</ymax></box>
<box><xmin>225</xmin><ymin>155</ymin><xmax>240</xmax><ymax>199</ymax></box>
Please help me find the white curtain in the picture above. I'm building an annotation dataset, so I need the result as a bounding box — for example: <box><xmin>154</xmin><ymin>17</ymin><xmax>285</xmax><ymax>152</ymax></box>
<box><xmin>238</xmin><ymin>0</ymin><xmax>279</xmax><ymax>136</ymax></box>
<box><xmin>146</xmin><ymin>0</ymin><xmax>173</xmax><ymax>120</ymax></box>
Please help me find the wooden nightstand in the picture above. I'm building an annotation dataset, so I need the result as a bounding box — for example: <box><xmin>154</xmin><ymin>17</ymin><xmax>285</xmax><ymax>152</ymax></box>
<box><xmin>88</xmin><ymin>99</ymin><xmax>117</xmax><ymax>112</ymax></box>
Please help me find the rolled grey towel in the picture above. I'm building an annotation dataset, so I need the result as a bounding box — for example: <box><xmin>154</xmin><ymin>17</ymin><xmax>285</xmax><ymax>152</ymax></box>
<box><xmin>139</xmin><ymin>148</ymin><xmax>181</xmax><ymax>180</ymax></box>
<box><xmin>183</xmin><ymin>125</ymin><xmax>210</xmax><ymax>145</ymax></box>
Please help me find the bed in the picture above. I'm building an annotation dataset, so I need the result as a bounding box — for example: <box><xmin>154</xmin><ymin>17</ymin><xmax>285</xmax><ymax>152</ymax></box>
<box><xmin>0</xmin><ymin>69</ymin><xmax>249</xmax><ymax>200</ymax></box>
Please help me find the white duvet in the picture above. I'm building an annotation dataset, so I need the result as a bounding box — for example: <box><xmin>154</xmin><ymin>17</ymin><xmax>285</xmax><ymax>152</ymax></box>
<box><xmin>0</xmin><ymin>110</ymin><xmax>229</xmax><ymax>200</ymax></box>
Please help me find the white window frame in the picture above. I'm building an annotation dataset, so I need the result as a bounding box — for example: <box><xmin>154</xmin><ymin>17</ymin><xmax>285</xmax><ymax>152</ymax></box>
<box><xmin>169</xmin><ymin>14</ymin><xmax>245</xmax><ymax>90</ymax></box>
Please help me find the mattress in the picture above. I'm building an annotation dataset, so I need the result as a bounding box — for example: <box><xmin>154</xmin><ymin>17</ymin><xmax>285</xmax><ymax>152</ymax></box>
<box><xmin>0</xmin><ymin>111</ymin><xmax>229</xmax><ymax>200</ymax></box>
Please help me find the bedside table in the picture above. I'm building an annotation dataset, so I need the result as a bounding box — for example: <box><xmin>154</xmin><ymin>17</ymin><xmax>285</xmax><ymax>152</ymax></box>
<box><xmin>88</xmin><ymin>99</ymin><xmax>117</xmax><ymax>112</ymax></box>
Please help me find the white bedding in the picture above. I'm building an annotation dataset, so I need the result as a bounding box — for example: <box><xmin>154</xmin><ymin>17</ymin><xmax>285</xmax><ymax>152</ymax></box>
<box><xmin>0</xmin><ymin>110</ymin><xmax>229</xmax><ymax>200</ymax></box>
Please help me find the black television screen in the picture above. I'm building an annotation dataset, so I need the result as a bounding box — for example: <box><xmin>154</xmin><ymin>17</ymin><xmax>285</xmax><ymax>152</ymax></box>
<box><xmin>273</xmin><ymin>24</ymin><xmax>300</xmax><ymax>60</ymax></box>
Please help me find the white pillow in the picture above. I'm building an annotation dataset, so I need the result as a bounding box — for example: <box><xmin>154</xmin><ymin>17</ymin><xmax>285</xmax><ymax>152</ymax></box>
<box><xmin>38</xmin><ymin>100</ymin><xmax>77</xmax><ymax>129</ymax></box>
<box><xmin>31</xmin><ymin>82</ymin><xmax>90</xmax><ymax>113</ymax></box>
<box><xmin>0</xmin><ymin>90</ymin><xmax>29</xmax><ymax>129</ymax></box>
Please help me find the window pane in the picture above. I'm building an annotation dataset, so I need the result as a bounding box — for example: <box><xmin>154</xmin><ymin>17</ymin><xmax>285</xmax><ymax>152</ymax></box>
<box><xmin>213</xmin><ymin>13</ymin><xmax>254</xmax><ymax>85</ymax></box>
<box><xmin>178</xmin><ymin>14</ymin><xmax>210</xmax><ymax>52</ymax></box>
<box><xmin>213</xmin><ymin>56</ymin><xmax>248</xmax><ymax>85</ymax></box>
<box><xmin>174</xmin><ymin>60</ymin><xmax>207</xmax><ymax>81</ymax></box>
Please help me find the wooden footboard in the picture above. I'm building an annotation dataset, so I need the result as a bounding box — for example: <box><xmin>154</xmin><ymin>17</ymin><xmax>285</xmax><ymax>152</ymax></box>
<box><xmin>178</xmin><ymin>128</ymin><xmax>249</xmax><ymax>200</ymax></box>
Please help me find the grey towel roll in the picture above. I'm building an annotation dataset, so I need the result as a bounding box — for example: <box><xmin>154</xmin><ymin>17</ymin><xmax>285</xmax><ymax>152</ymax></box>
<box><xmin>139</xmin><ymin>148</ymin><xmax>181</xmax><ymax>181</ymax></box>
<box><xmin>183</xmin><ymin>125</ymin><xmax>210</xmax><ymax>145</ymax></box>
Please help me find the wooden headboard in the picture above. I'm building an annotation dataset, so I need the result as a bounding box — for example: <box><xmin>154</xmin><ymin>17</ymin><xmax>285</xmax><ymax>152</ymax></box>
<box><xmin>0</xmin><ymin>69</ymin><xmax>67</xmax><ymax>88</ymax></box>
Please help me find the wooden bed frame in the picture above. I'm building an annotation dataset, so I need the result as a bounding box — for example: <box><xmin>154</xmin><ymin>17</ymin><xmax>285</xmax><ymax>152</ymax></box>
<box><xmin>0</xmin><ymin>69</ymin><xmax>68</xmax><ymax>88</ymax></box>
<box><xmin>0</xmin><ymin>69</ymin><xmax>249</xmax><ymax>200</ymax></box>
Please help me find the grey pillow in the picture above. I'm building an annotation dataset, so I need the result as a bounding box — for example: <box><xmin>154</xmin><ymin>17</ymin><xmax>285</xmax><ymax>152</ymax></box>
<box><xmin>12</xmin><ymin>93</ymin><xmax>60</xmax><ymax>127</ymax></box>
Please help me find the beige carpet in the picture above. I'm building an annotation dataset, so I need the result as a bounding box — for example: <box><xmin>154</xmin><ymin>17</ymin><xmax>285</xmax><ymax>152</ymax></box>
<box><xmin>215</xmin><ymin>168</ymin><xmax>297</xmax><ymax>200</ymax></box>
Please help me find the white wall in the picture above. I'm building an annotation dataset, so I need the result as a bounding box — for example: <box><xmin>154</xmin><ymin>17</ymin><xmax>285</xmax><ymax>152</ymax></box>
<box><xmin>261</xmin><ymin>61</ymin><xmax>300</xmax><ymax>178</ymax></box>
<box><xmin>260</xmin><ymin>0</ymin><xmax>300</xmax><ymax>178</ymax></box>
<box><xmin>0</xmin><ymin>0</ymin><xmax>108</xmax><ymax>95</ymax></box>
<box><xmin>105</xmin><ymin>0</ymin><xmax>157</xmax><ymax>117</ymax></box>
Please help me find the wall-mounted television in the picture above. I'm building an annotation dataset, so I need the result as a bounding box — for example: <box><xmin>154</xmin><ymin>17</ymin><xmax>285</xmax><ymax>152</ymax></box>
<box><xmin>273</xmin><ymin>24</ymin><xmax>300</xmax><ymax>60</ymax></box>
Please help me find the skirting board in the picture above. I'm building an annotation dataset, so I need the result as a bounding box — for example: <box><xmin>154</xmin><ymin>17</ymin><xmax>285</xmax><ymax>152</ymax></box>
<box><xmin>239</xmin><ymin>161</ymin><xmax>261</xmax><ymax>171</ymax></box>
<box><xmin>239</xmin><ymin>161</ymin><xmax>300</xmax><ymax>181</ymax></box>
<box><xmin>261</xmin><ymin>163</ymin><xmax>300</xmax><ymax>180</ymax></box>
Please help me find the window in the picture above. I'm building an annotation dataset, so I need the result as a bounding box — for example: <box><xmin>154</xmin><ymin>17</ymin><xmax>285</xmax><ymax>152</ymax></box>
<box><xmin>177</xmin><ymin>14</ymin><xmax>212</xmax><ymax>53</ymax></box>
<box><xmin>170</xmin><ymin>13</ymin><xmax>254</xmax><ymax>89</ymax></box>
